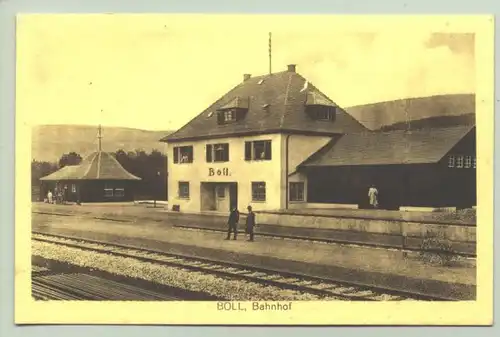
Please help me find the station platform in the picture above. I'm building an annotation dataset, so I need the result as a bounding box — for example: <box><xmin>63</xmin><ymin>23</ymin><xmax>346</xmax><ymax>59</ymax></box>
<box><xmin>32</xmin><ymin>208</ymin><xmax>476</xmax><ymax>300</ymax></box>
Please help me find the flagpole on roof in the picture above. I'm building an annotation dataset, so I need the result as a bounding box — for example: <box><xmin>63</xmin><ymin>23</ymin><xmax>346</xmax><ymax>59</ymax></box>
<box><xmin>98</xmin><ymin>124</ymin><xmax>102</xmax><ymax>152</ymax></box>
<box><xmin>268</xmin><ymin>32</ymin><xmax>272</xmax><ymax>75</ymax></box>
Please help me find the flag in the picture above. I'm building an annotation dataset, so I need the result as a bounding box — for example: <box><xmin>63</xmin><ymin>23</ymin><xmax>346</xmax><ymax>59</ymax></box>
<box><xmin>300</xmin><ymin>80</ymin><xmax>308</xmax><ymax>92</ymax></box>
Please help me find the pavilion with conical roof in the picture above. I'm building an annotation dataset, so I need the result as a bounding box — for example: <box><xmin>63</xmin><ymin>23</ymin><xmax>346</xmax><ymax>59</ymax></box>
<box><xmin>40</xmin><ymin>126</ymin><xmax>141</xmax><ymax>203</ymax></box>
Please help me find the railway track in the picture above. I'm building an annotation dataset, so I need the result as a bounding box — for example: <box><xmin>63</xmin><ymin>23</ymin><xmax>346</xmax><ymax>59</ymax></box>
<box><xmin>32</xmin><ymin>271</ymin><xmax>180</xmax><ymax>301</ymax></box>
<box><xmin>32</xmin><ymin>231</ymin><xmax>453</xmax><ymax>301</ymax></box>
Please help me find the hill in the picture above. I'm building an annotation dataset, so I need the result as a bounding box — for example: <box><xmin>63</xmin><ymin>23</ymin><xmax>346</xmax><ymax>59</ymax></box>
<box><xmin>344</xmin><ymin>94</ymin><xmax>475</xmax><ymax>131</ymax></box>
<box><xmin>32</xmin><ymin>125</ymin><xmax>172</xmax><ymax>162</ymax></box>
<box><xmin>379</xmin><ymin>113</ymin><xmax>476</xmax><ymax>131</ymax></box>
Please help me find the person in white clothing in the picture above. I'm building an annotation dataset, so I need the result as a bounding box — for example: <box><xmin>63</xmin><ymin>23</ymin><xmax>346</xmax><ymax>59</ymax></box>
<box><xmin>47</xmin><ymin>190</ymin><xmax>53</xmax><ymax>204</ymax></box>
<box><xmin>368</xmin><ymin>185</ymin><xmax>379</xmax><ymax>209</ymax></box>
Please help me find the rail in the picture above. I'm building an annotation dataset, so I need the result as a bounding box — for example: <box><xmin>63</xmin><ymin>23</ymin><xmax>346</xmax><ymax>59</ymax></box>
<box><xmin>32</xmin><ymin>231</ymin><xmax>457</xmax><ymax>301</ymax></box>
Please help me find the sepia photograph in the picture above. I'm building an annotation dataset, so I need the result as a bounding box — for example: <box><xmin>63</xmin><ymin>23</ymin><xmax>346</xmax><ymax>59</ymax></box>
<box><xmin>15</xmin><ymin>14</ymin><xmax>493</xmax><ymax>325</ymax></box>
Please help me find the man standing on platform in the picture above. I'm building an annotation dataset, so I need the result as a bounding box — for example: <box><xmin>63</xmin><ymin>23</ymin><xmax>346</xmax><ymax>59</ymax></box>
<box><xmin>225</xmin><ymin>206</ymin><xmax>240</xmax><ymax>240</ymax></box>
<box><xmin>245</xmin><ymin>205</ymin><xmax>256</xmax><ymax>242</ymax></box>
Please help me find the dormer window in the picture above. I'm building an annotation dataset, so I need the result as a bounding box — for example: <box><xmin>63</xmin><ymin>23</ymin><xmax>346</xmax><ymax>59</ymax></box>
<box><xmin>316</xmin><ymin>107</ymin><xmax>335</xmax><ymax>121</ymax></box>
<box><xmin>224</xmin><ymin>110</ymin><xmax>236</xmax><ymax>122</ymax></box>
<box><xmin>217</xmin><ymin>96</ymin><xmax>249</xmax><ymax>125</ymax></box>
<box><xmin>305</xmin><ymin>91</ymin><xmax>337</xmax><ymax>122</ymax></box>
<box><xmin>306</xmin><ymin>105</ymin><xmax>336</xmax><ymax>121</ymax></box>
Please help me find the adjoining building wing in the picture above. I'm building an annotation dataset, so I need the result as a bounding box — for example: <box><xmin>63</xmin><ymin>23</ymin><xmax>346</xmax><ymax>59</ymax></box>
<box><xmin>299</xmin><ymin>125</ymin><xmax>475</xmax><ymax>167</ymax></box>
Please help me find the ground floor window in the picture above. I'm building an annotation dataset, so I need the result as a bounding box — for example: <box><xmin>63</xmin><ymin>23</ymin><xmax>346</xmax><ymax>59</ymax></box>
<box><xmin>251</xmin><ymin>182</ymin><xmax>266</xmax><ymax>201</ymax></box>
<box><xmin>104</xmin><ymin>186</ymin><xmax>114</xmax><ymax>197</ymax></box>
<box><xmin>179</xmin><ymin>181</ymin><xmax>190</xmax><ymax>199</ymax></box>
<box><xmin>289</xmin><ymin>182</ymin><xmax>305</xmax><ymax>201</ymax></box>
<box><xmin>114</xmin><ymin>188</ymin><xmax>125</xmax><ymax>197</ymax></box>
<box><xmin>71</xmin><ymin>184</ymin><xmax>76</xmax><ymax>193</ymax></box>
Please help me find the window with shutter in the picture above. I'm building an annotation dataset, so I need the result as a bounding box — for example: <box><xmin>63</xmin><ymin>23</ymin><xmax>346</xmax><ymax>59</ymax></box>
<box><xmin>206</xmin><ymin>144</ymin><xmax>213</xmax><ymax>162</ymax></box>
<box><xmin>245</xmin><ymin>142</ymin><xmax>252</xmax><ymax>161</ymax></box>
<box><xmin>264</xmin><ymin>141</ymin><xmax>272</xmax><ymax>160</ymax></box>
<box><xmin>246</xmin><ymin>140</ymin><xmax>272</xmax><ymax>161</ymax></box>
<box><xmin>173</xmin><ymin>147</ymin><xmax>179</xmax><ymax>163</ymax></box>
<box><xmin>173</xmin><ymin>146</ymin><xmax>193</xmax><ymax>164</ymax></box>
<box><xmin>206</xmin><ymin>143</ymin><xmax>229</xmax><ymax>162</ymax></box>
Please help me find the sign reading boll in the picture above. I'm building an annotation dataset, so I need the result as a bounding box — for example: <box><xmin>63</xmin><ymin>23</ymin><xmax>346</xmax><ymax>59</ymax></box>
<box><xmin>209</xmin><ymin>168</ymin><xmax>230</xmax><ymax>176</ymax></box>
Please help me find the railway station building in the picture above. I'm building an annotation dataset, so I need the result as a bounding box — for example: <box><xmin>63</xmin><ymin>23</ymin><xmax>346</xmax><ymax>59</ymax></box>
<box><xmin>161</xmin><ymin>64</ymin><xmax>476</xmax><ymax>213</ymax></box>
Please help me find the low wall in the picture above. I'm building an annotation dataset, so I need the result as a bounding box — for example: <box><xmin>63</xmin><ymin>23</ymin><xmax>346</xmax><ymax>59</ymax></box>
<box><xmin>32</xmin><ymin>203</ymin><xmax>476</xmax><ymax>256</ymax></box>
<box><xmin>289</xmin><ymin>203</ymin><xmax>359</xmax><ymax>210</ymax></box>
<box><xmin>255</xmin><ymin>213</ymin><xmax>475</xmax><ymax>243</ymax></box>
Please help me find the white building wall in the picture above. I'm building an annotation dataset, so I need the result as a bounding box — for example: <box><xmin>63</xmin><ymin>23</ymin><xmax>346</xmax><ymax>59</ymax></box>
<box><xmin>167</xmin><ymin>134</ymin><xmax>283</xmax><ymax>213</ymax></box>
<box><xmin>280</xmin><ymin>134</ymin><xmax>332</xmax><ymax>205</ymax></box>
<box><xmin>167</xmin><ymin>133</ymin><xmax>333</xmax><ymax>213</ymax></box>
<box><xmin>287</xmin><ymin>134</ymin><xmax>332</xmax><ymax>173</ymax></box>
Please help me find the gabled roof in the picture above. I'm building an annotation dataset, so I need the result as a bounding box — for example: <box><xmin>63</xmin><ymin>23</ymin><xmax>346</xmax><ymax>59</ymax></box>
<box><xmin>161</xmin><ymin>68</ymin><xmax>366</xmax><ymax>142</ymax></box>
<box><xmin>218</xmin><ymin>96</ymin><xmax>249</xmax><ymax>110</ymax></box>
<box><xmin>299</xmin><ymin>125</ymin><xmax>475</xmax><ymax>167</ymax></box>
<box><xmin>306</xmin><ymin>91</ymin><xmax>336</xmax><ymax>106</ymax></box>
<box><xmin>40</xmin><ymin>151</ymin><xmax>141</xmax><ymax>181</ymax></box>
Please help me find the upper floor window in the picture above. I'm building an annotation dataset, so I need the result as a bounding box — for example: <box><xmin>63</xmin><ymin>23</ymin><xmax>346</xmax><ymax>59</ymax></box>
<box><xmin>173</xmin><ymin>146</ymin><xmax>193</xmax><ymax>164</ymax></box>
<box><xmin>289</xmin><ymin>182</ymin><xmax>305</xmax><ymax>202</ymax></box>
<box><xmin>245</xmin><ymin>140</ymin><xmax>272</xmax><ymax>161</ymax></box>
<box><xmin>206</xmin><ymin>143</ymin><xmax>229</xmax><ymax>162</ymax></box>
<box><xmin>448</xmin><ymin>155</ymin><xmax>455</xmax><ymax>168</ymax></box>
<box><xmin>448</xmin><ymin>154</ymin><xmax>475</xmax><ymax>169</ymax></box>
<box><xmin>465</xmin><ymin>156</ymin><xmax>472</xmax><ymax>168</ymax></box>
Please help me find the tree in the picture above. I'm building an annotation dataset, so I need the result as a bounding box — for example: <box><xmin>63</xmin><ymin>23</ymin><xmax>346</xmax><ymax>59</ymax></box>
<box><xmin>58</xmin><ymin>152</ymin><xmax>82</xmax><ymax>168</ymax></box>
<box><xmin>112</xmin><ymin>148</ymin><xmax>167</xmax><ymax>200</ymax></box>
<box><xmin>31</xmin><ymin>160</ymin><xmax>58</xmax><ymax>185</ymax></box>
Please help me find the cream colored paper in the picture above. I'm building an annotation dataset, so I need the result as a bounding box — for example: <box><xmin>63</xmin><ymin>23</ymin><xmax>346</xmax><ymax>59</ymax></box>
<box><xmin>15</xmin><ymin>14</ymin><xmax>494</xmax><ymax>325</ymax></box>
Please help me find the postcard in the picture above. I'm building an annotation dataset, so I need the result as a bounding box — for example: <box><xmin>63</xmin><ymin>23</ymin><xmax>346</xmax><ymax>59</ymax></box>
<box><xmin>15</xmin><ymin>14</ymin><xmax>493</xmax><ymax>325</ymax></box>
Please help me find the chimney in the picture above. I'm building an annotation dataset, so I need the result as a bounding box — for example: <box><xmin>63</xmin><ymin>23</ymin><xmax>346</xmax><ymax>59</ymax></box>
<box><xmin>243</xmin><ymin>74</ymin><xmax>251</xmax><ymax>82</ymax></box>
<box><xmin>287</xmin><ymin>64</ymin><xmax>296</xmax><ymax>72</ymax></box>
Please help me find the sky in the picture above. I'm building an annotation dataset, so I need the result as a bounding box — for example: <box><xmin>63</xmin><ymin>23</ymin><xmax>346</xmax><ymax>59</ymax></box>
<box><xmin>16</xmin><ymin>15</ymin><xmax>476</xmax><ymax>131</ymax></box>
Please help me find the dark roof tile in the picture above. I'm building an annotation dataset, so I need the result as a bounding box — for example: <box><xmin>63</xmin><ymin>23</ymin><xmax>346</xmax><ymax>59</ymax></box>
<box><xmin>40</xmin><ymin>152</ymin><xmax>141</xmax><ymax>181</ymax></box>
<box><xmin>161</xmin><ymin>70</ymin><xmax>366</xmax><ymax>142</ymax></box>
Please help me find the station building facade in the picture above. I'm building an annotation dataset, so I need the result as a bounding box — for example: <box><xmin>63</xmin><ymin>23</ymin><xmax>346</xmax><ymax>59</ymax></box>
<box><xmin>161</xmin><ymin>64</ymin><xmax>366</xmax><ymax>213</ymax></box>
<box><xmin>161</xmin><ymin>64</ymin><xmax>476</xmax><ymax>213</ymax></box>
